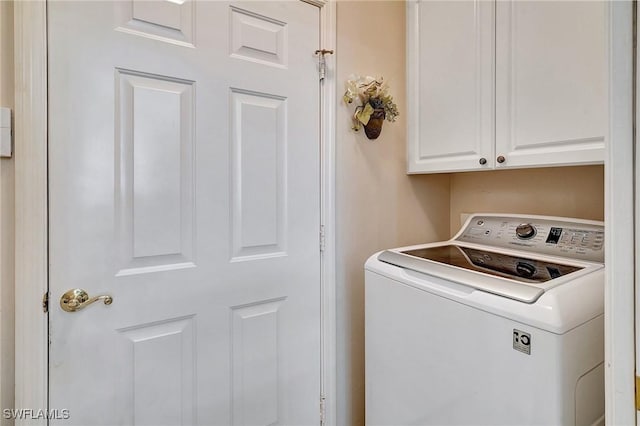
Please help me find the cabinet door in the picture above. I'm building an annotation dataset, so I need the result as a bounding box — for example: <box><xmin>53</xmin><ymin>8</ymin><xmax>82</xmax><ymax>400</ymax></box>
<box><xmin>495</xmin><ymin>1</ymin><xmax>606</xmax><ymax>169</ymax></box>
<box><xmin>407</xmin><ymin>0</ymin><xmax>494</xmax><ymax>173</ymax></box>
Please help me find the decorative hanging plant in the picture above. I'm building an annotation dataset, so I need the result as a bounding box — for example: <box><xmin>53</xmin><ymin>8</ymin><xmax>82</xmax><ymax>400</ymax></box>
<box><xmin>343</xmin><ymin>75</ymin><xmax>399</xmax><ymax>140</ymax></box>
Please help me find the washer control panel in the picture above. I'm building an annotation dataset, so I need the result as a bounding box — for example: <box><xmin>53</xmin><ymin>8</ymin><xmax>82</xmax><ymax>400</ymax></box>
<box><xmin>456</xmin><ymin>215</ymin><xmax>604</xmax><ymax>263</ymax></box>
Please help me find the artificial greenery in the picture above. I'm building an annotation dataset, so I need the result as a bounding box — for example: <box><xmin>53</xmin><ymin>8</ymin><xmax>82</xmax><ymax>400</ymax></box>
<box><xmin>343</xmin><ymin>75</ymin><xmax>399</xmax><ymax>131</ymax></box>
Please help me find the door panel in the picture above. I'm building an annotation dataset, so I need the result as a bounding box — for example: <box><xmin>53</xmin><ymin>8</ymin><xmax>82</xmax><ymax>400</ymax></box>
<box><xmin>116</xmin><ymin>316</ymin><xmax>196</xmax><ymax>426</ymax></box>
<box><xmin>115</xmin><ymin>70</ymin><xmax>196</xmax><ymax>274</ymax></box>
<box><xmin>48</xmin><ymin>1</ymin><xmax>321</xmax><ymax>425</ymax></box>
<box><xmin>230</xmin><ymin>89</ymin><xmax>287</xmax><ymax>260</ymax></box>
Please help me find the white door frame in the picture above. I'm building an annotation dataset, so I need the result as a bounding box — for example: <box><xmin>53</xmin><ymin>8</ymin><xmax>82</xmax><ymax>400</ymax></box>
<box><xmin>13</xmin><ymin>1</ymin><xmax>337</xmax><ymax>425</ymax></box>
<box><xmin>605</xmin><ymin>1</ymin><xmax>635</xmax><ymax>424</ymax></box>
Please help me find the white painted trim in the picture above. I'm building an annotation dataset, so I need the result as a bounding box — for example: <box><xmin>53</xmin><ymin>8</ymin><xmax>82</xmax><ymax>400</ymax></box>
<box><xmin>406</xmin><ymin>0</ymin><xmax>419</xmax><ymax>174</ymax></box>
<box><xmin>13</xmin><ymin>0</ymin><xmax>48</xmax><ymax>423</ymax></box>
<box><xmin>16</xmin><ymin>1</ymin><xmax>338</xmax><ymax>425</ymax></box>
<box><xmin>605</xmin><ymin>1</ymin><xmax>636</xmax><ymax>424</ymax></box>
<box><xmin>303</xmin><ymin>0</ymin><xmax>327</xmax><ymax>8</ymax></box>
<box><xmin>319</xmin><ymin>0</ymin><xmax>337</xmax><ymax>424</ymax></box>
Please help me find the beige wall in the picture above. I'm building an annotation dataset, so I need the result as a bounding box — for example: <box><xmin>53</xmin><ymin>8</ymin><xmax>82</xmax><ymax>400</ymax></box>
<box><xmin>335</xmin><ymin>2</ymin><xmax>451</xmax><ymax>425</ymax></box>
<box><xmin>0</xmin><ymin>0</ymin><xmax>14</xmax><ymax>423</ymax></box>
<box><xmin>450</xmin><ymin>165</ymin><xmax>604</xmax><ymax>235</ymax></box>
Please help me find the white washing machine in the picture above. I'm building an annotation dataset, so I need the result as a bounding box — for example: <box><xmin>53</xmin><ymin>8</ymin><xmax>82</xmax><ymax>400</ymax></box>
<box><xmin>365</xmin><ymin>214</ymin><xmax>604</xmax><ymax>426</ymax></box>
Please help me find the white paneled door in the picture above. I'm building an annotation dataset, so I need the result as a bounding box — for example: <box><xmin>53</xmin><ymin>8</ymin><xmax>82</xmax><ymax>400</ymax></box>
<box><xmin>47</xmin><ymin>1</ymin><xmax>321</xmax><ymax>425</ymax></box>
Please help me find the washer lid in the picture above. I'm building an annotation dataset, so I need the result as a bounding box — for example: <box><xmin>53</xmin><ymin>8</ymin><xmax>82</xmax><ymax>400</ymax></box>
<box><xmin>377</xmin><ymin>245</ymin><xmax>589</xmax><ymax>303</ymax></box>
<box><xmin>402</xmin><ymin>245</ymin><xmax>582</xmax><ymax>283</ymax></box>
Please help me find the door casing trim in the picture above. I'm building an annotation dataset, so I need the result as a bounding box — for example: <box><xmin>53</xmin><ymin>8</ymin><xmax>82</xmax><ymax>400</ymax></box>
<box><xmin>13</xmin><ymin>2</ymin><xmax>337</xmax><ymax>425</ymax></box>
<box><xmin>14</xmin><ymin>2</ymin><xmax>48</xmax><ymax>424</ymax></box>
<box><xmin>605</xmin><ymin>1</ymin><xmax>636</xmax><ymax>424</ymax></box>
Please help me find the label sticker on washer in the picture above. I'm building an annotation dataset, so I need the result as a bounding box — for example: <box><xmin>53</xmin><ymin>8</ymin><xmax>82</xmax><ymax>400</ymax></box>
<box><xmin>513</xmin><ymin>329</ymin><xmax>531</xmax><ymax>355</ymax></box>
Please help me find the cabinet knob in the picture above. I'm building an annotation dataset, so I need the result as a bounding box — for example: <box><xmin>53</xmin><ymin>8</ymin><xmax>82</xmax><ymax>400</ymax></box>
<box><xmin>479</xmin><ymin>157</ymin><xmax>487</xmax><ymax>165</ymax></box>
<box><xmin>497</xmin><ymin>155</ymin><xmax>506</xmax><ymax>164</ymax></box>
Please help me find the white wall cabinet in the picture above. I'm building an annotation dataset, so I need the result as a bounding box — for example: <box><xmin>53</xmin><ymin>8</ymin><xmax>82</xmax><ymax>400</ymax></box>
<box><xmin>407</xmin><ymin>0</ymin><xmax>607</xmax><ymax>174</ymax></box>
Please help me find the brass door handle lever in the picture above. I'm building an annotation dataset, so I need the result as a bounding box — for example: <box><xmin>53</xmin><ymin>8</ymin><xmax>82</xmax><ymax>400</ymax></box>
<box><xmin>60</xmin><ymin>288</ymin><xmax>113</xmax><ymax>313</ymax></box>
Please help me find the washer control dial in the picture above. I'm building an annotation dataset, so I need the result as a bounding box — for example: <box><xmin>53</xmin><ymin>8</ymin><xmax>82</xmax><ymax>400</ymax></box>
<box><xmin>515</xmin><ymin>223</ymin><xmax>537</xmax><ymax>240</ymax></box>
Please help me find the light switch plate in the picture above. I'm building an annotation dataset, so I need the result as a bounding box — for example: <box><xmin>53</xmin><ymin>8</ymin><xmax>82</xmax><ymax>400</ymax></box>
<box><xmin>0</xmin><ymin>107</ymin><xmax>12</xmax><ymax>158</ymax></box>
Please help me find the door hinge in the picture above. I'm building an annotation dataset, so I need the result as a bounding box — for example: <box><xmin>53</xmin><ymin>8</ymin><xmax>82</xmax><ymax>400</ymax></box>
<box><xmin>636</xmin><ymin>376</ymin><xmax>640</xmax><ymax>410</ymax></box>
<box><xmin>315</xmin><ymin>49</ymin><xmax>334</xmax><ymax>81</ymax></box>
<box><xmin>42</xmin><ymin>291</ymin><xmax>49</xmax><ymax>313</ymax></box>
<box><xmin>320</xmin><ymin>394</ymin><xmax>326</xmax><ymax>425</ymax></box>
<box><xmin>319</xmin><ymin>225</ymin><xmax>326</xmax><ymax>252</ymax></box>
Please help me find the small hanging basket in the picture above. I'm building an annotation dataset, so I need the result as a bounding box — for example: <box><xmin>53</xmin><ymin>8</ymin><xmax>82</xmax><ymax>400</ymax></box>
<box><xmin>344</xmin><ymin>75</ymin><xmax>399</xmax><ymax>141</ymax></box>
<box><xmin>364</xmin><ymin>108</ymin><xmax>386</xmax><ymax>140</ymax></box>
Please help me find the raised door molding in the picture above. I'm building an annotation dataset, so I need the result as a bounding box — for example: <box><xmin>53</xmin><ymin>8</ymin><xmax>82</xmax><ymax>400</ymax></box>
<box><xmin>407</xmin><ymin>0</ymin><xmax>494</xmax><ymax>174</ymax></box>
<box><xmin>495</xmin><ymin>1</ymin><xmax>607</xmax><ymax>169</ymax></box>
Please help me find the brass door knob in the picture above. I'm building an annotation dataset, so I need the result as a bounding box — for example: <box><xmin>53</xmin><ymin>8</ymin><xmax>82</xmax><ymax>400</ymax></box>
<box><xmin>60</xmin><ymin>288</ymin><xmax>113</xmax><ymax>313</ymax></box>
